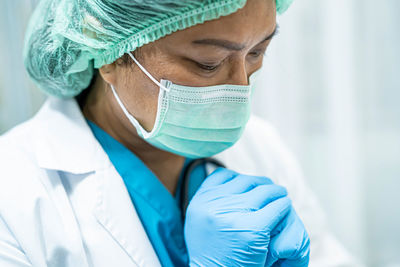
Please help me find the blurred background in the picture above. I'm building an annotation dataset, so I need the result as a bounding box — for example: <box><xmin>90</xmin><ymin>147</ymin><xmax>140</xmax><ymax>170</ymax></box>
<box><xmin>0</xmin><ymin>0</ymin><xmax>399</xmax><ymax>266</ymax></box>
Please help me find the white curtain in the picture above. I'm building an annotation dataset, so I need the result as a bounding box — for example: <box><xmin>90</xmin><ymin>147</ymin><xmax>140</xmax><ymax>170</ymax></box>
<box><xmin>1</xmin><ymin>1</ymin><xmax>399</xmax><ymax>266</ymax></box>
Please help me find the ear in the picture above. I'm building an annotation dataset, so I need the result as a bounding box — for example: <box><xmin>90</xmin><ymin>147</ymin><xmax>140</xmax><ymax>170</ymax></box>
<box><xmin>98</xmin><ymin>60</ymin><xmax>120</xmax><ymax>86</ymax></box>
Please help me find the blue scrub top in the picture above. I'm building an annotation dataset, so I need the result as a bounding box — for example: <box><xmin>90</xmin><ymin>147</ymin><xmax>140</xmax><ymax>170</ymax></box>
<box><xmin>86</xmin><ymin>119</ymin><xmax>206</xmax><ymax>267</ymax></box>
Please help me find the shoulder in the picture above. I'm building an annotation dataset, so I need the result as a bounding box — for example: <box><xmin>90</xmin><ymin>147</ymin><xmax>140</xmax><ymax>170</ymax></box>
<box><xmin>247</xmin><ymin>114</ymin><xmax>280</xmax><ymax>134</ymax></box>
<box><xmin>0</xmin><ymin>117</ymin><xmax>69</xmax><ymax>266</ymax></box>
<box><xmin>238</xmin><ymin>114</ymin><xmax>301</xmax><ymax>171</ymax></box>
<box><xmin>0</xmin><ymin>112</ymin><xmax>49</xmax><ymax>214</ymax></box>
<box><xmin>216</xmin><ymin>114</ymin><xmax>304</xmax><ymax>189</ymax></box>
<box><xmin>0</xmin><ymin>116</ymin><xmax>40</xmax><ymax>170</ymax></box>
<box><xmin>0</xmin><ymin>97</ymin><xmax>58</xmax><ymax>174</ymax></box>
<box><xmin>0</xmin><ymin>118</ymin><xmax>38</xmax><ymax>171</ymax></box>
<box><xmin>245</xmin><ymin>115</ymin><xmax>285</xmax><ymax>146</ymax></box>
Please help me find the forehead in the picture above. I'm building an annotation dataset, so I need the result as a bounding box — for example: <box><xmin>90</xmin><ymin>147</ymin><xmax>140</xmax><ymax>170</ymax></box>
<box><xmin>157</xmin><ymin>0</ymin><xmax>276</xmax><ymax>48</ymax></box>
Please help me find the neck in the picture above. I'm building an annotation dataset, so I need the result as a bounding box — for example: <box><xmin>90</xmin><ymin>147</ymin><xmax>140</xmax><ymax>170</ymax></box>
<box><xmin>79</xmin><ymin>75</ymin><xmax>185</xmax><ymax>195</ymax></box>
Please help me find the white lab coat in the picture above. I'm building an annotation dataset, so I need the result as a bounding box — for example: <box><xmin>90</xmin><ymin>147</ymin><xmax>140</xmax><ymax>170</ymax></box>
<box><xmin>0</xmin><ymin>96</ymin><xmax>363</xmax><ymax>267</ymax></box>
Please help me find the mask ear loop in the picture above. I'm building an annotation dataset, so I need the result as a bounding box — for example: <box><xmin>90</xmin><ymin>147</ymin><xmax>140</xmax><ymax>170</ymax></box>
<box><xmin>128</xmin><ymin>52</ymin><xmax>171</xmax><ymax>92</ymax></box>
<box><xmin>110</xmin><ymin>84</ymin><xmax>154</xmax><ymax>139</ymax></box>
<box><xmin>109</xmin><ymin>51</ymin><xmax>171</xmax><ymax>139</ymax></box>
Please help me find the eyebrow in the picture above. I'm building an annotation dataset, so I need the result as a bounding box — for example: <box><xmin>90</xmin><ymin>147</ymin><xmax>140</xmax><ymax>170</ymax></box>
<box><xmin>192</xmin><ymin>24</ymin><xmax>279</xmax><ymax>51</ymax></box>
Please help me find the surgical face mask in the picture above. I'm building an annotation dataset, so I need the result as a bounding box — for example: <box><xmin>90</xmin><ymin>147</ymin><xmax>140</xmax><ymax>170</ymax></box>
<box><xmin>110</xmin><ymin>52</ymin><xmax>260</xmax><ymax>159</ymax></box>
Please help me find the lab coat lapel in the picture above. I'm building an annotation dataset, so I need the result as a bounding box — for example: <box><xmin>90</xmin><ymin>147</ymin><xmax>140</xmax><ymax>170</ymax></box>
<box><xmin>93</xmin><ymin>166</ymin><xmax>161</xmax><ymax>267</ymax></box>
<box><xmin>33</xmin><ymin>97</ymin><xmax>161</xmax><ymax>267</ymax></box>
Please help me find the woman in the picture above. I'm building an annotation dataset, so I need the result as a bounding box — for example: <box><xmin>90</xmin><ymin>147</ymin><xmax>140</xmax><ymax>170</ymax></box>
<box><xmin>0</xmin><ymin>0</ymin><xmax>360</xmax><ymax>266</ymax></box>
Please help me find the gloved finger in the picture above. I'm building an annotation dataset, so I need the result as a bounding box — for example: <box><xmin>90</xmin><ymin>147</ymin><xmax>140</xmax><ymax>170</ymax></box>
<box><xmin>269</xmin><ymin>205</ymin><xmax>292</xmax><ymax>238</ymax></box>
<box><xmin>240</xmin><ymin>184</ymin><xmax>288</xmax><ymax>209</ymax></box>
<box><xmin>199</xmin><ymin>167</ymin><xmax>238</xmax><ymax>189</ymax></box>
<box><xmin>264</xmin><ymin>208</ymin><xmax>310</xmax><ymax>267</ymax></box>
<box><xmin>253</xmin><ymin>196</ymin><xmax>292</xmax><ymax>231</ymax></box>
<box><xmin>219</xmin><ymin>174</ymin><xmax>275</xmax><ymax>194</ymax></box>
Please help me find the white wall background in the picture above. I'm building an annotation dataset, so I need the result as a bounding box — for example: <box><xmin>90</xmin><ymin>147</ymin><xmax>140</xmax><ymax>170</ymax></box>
<box><xmin>1</xmin><ymin>1</ymin><xmax>399</xmax><ymax>266</ymax></box>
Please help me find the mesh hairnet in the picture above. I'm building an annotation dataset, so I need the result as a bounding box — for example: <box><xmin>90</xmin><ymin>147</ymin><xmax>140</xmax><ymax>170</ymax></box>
<box><xmin>23</xmin><ymin>0</ymin><xmax>294</xmax><ymax>98</ymax></box>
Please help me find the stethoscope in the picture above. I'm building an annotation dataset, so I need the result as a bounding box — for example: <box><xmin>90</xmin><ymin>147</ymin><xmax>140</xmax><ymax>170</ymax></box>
<box><xmin>180</xmin><ymin>157</ymin><xmax>226</xmax><ymax>220</ymax></box>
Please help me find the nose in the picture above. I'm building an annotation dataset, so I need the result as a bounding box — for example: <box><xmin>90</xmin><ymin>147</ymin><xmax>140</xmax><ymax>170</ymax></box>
<box><xmin>227</xmin><ymin>61</ymin><xmax>251</xmax><ymax>86</ymax></box>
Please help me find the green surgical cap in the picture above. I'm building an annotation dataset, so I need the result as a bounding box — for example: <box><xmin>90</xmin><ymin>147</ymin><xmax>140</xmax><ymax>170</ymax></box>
<box><xmin>24</xmin><ymin>0</ymin><xmax>294</xmax><ymax>98</ymax></box>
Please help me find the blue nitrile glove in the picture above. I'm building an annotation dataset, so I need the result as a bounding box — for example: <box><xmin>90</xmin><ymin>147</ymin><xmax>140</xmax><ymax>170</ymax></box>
<box><xmin>265</xmin><ymin>206</ymin><xmax>310</xmax><ymax>266</ymax></box>
<box><xmin>184</xmin><ymin>168</ymin><xmax>310</xmax><ymax>267</ymax></box>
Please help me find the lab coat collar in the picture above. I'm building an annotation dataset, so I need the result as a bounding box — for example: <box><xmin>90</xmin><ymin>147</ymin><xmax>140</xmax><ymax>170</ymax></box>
<box><xmin>33</xmin><ymin>96</ymin><xmax>110</xmax><ymax>174</ymax></box>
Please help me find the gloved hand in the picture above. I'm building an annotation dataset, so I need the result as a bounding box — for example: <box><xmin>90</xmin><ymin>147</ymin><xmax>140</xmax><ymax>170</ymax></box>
<box><xmin>264</xmin><ymin>206</ymin><xmax>310</xmax><ymax>266</ymax></box>
<box><xmin>184</xmin><ymin>168</ymin><xmax>310</xmax><ymax>267</ymax></box>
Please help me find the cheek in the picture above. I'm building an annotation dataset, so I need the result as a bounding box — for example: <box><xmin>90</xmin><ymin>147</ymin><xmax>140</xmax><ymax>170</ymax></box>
<box><xmin>119</xmin><ymin>67</ymin><xmax>161</xmax><ymax>132</ymax></box>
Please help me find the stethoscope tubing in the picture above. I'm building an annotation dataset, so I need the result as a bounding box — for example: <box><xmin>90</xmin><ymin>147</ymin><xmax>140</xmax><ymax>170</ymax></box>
<box><xmin>180</xmin><ymin>157</ymin><xmax>226</xmax><ymax>220</ymax></box>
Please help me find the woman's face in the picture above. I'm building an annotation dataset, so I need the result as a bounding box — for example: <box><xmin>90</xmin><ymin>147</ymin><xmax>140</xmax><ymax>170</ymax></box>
<box><xmin>99</xmin><ymin>0</ymin><xmax>277</xmax><ymax>132</ymax></box>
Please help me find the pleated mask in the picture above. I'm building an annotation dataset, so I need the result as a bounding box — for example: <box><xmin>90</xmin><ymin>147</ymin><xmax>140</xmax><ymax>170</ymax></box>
<box><xmin>110</xmin><ymin>52</ymin><xmax>260</xmax><ymax>159</ymax></box>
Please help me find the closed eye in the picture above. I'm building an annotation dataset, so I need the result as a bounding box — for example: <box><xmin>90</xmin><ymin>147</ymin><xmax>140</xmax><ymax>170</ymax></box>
<box><xmin>248</xmin><ymin>50</ymin><xmax>265</xmax><ymax>58</ymax></box>
<box><xmin>196</xmin><ymin>62</ymin><xmax>221</xmax><ymax>72</ymax></box>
